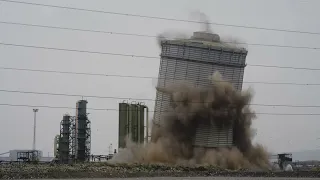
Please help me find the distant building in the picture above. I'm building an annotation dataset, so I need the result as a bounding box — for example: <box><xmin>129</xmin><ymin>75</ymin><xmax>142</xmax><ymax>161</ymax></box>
<box><xmin>0</xmin><ymin>150</ymin><xmax>43</xmax><ymax>162</ymax></box>
<box><xmin>9</xmin><ymin>149</ymin><xmax>43</xmax><ymax>161</ymax></box>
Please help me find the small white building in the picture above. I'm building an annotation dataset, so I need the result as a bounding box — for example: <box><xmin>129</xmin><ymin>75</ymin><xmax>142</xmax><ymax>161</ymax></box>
<box><xmin>9</xmin><ymin>150</ymin><xmax>43</xmax><ymax>161</ymax></box>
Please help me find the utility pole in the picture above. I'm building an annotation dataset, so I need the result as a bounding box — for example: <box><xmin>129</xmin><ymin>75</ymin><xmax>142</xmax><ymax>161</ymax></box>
<box><xmin>109</xmin><ymin>143</ymin><xmax>112</xmax><ymax>154</ymax></box>
<box><xmin>32</xmin><ymin>109</ymin><xmax>39</xmax><ymax>150</ymax></box>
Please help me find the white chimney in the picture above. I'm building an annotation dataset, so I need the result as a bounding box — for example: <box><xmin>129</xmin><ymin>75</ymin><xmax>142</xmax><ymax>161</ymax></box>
<box><xmin>191</xmin><ymin>31</ymin><xmax>220</xmax><ymax>42</ymax></box>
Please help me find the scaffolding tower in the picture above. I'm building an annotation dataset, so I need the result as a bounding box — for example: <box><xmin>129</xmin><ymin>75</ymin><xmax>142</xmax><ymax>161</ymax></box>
<box><xmin>58</xmin><ymin>114</ymin><xmax>71</xmax><ymax>163</ymax></box>
<box><xmin>56</xmin><ymin>100</ymin><xmax>91</xmax><ymax>163</ymax></box>
<box><xmin>70</xmin><ymin>116</ymin><xmax>76</xmax><ymax>161</ymax></box>
<box><xmin>76</xmin><ymin>114</ymin><xmax>91</xmax><ymax>162</ymax></box>
<box><xmin>75</xmin><ymin>100</ymin><xmax>91</xmax><ymax>162</ymax></box>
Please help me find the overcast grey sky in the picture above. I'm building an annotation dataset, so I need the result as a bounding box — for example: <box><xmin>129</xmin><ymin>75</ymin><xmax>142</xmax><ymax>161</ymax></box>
<box><xmin>1</xmin><ymin>0</ymin><xmax>320</xmax><ymax>156</ymax></box>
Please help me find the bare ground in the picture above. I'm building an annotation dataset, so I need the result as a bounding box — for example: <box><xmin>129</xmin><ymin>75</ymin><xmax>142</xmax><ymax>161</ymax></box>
<box><xmin>0</xmin><ymin>163</ymin><xmax>320</xmax><ymax>179</ymax></box>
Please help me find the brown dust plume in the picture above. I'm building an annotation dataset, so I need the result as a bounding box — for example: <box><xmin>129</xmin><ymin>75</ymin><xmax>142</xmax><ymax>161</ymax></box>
<box><xmin>110</xmin><ymin>72</ymin><xmax>270</xmax><ymax>170</ymax></box>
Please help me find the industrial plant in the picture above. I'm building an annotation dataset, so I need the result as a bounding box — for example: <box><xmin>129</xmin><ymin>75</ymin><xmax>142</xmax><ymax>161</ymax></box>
<box><xmin>55</xmin><ymin>100</ymin><xmax>91</xmax><ymax>163</ymax></box>
<box><xmin>153</xmin><ymin>31</ymin><xmax>247</xmax><ymax>148</ymax></box>
<box><xmin>0</xmin><ymin>31</ymin><xmax>304</xmax><ymax>170</ymax></box>
<box><xmin>118</xmin><ymin>101</ymin><xmax>149</xmax><ymax>150</ymax></box>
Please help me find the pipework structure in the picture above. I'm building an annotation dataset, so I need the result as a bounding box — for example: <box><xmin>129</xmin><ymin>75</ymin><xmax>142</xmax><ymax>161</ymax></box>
<box><xmin>118</xmin><ymin>101</ymin><xmax>149</xmax><ymax>149</ymax></box>
<box><xmin>153</xmin><ymin>31</ymin><xmax>248</xmax><ymax>149</ymax></box>
<box><xmin>53</xmin><ymin>135</ymin><xmax>59</xmax><ymax>158</ymax></box>
<box><xmin>32</xmin><ymin>109</ymin><xmax>38</xmax><ymax>151</ymax></box>
<box><xmin>75</xmin><ymin>100</ymin><xmax>91</xmax><ymax>162</ymax></box>
<box><xmin>56</xmin><ymin>100</ymin><xmax>91</xmax><ymax>163</ymax></box>
<box><xmin>57</xmin><ymin>114</ymin><xmax>72</xmax><ymax>163</ymax></box>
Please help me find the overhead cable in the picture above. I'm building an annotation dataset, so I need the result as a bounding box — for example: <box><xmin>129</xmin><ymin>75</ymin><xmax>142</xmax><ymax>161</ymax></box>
<box><xmin>1</xmin><ymin>89</ymin><xmax>320</xmax><ymax>108</ymax></box>
<box><xmin>1</xmin><ymin>0</ymin><xmax>319</xmax><ymax>35</ymax></box>
<box><xmin>1</xmin><ymin>21</ymin><xmax>320</xmax><ymax>50</ymax></box>
<box><xmin>1</xmin><ymin>103</ymin><xmax>320</xmax><ymax>116</ymax></box>
<box><xmin>1</xmin><ymin>42</ymin><xmax>320</xmax><ymax>71</ymax></box>
<box><xmin>1</xmin><ymin>66</ymin><xmax>320</xmax><ymax>86</ymax></box>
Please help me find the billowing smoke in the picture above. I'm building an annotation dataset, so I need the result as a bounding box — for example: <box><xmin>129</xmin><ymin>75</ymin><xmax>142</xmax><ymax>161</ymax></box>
<box><xmin>156</xmin><ymin>12</ymin><xmax>247</xmax><ymax>49</ymax></box>
<box><xmin>156</xmin><ymin>31</ymin><xmax>189</xmax><ymax>46</ymax></box>
<box><xmin>156</xmin><ymin>11</ymin><xmax>211</xmax><ymax>46</ymax></box>
<box><xmin>110</xmin><ymin>72</ymin><xmax>270</xmax><ymax>170</ymax></box>
<box><xmin>221</xmin><ymin>36</ymin><xmax>248</xmax><ymax>50</ymax></box>
<box><xmin>189</xmin><ymin>11</ymin><xmax>213</xmax><ymax>33</ymax></box>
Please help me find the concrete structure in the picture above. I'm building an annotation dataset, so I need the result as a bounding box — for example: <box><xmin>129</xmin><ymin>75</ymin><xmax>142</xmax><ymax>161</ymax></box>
<box><xmin>118</xmin><ymin>102</ymin><xmax>149</xmax><ymax>149</ymax></box>
<box><xmin>153</xmin><ymin>31</ymin><xmax>248</xmax><ymax>148</ymax></box>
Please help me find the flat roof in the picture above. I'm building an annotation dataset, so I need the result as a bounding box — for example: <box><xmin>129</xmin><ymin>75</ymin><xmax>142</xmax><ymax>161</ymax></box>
<box><xmin>161</xmin><ymin>39</ymin><xmax>248</xmax><ymax>53</ymax></box>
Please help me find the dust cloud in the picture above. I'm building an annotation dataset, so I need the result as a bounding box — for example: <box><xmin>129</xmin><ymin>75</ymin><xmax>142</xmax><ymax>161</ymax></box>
<box><xmin>110</xmin><ymin>72</ymin><xmax>270</xmax><ymax>170</ymax></box>
<box><xmin>156</xmin><ymin>12</ymin><xmax>211</xmax><ymax>46</ymax></box>
<box><xmin>111</xmin><ymin>12</ymin><xmax>268</xmax><ymax>170</ymax></box>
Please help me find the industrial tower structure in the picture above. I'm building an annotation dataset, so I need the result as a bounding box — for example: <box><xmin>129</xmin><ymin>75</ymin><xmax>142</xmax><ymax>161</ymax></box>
<box><xmin>75</xmin><ymin>100</ymin><xmax>91</xmax><ymax>162</ymax></box>
<box><xmin>54</xmin><ymin>135</ymin><xmax>59</xmax><ymax>158</ymax></box>
<box><xmin>118</xmin><ymin>102</ymin><xmax>149</xmax><ymax>150</ymax></box>
<box><xmin>56</xmin><ymin>100</ymin><xmax>91</xmax><ymax>163</ymax></box>
<box><xmin>153</xmin><ymin>31</ymin><xmax>248</xmax><ymax>148</ymax></box>
<box><xmin>58</xmin><ymin>114</ymin><xmax>72</xmax><ymax>163</ymax></box>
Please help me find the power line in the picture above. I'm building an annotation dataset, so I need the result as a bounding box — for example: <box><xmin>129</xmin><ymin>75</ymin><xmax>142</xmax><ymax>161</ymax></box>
<box><xmin>1</xmin><ymin>103</ymin><xmax>320</xmax><ymax>116</ymax></box>
<box><xmin>0</xmin><ymin>42</ymin><xmax>158</xmax><ymax>59</ymax></box>
<box><xmin>1</xmin><ymin>21</ymin><xmax>320</xmax><ymax>50</ymax></box>
<box><xmin>1</xmin><ymin>66</ymin><xmax>320</xmax><ymax>86</ymax></box>
<box><xmin>1</xmin><ymin>88</ymin><xmax>320</xmax><ymax>108</ymax></box>
<box><xmin>0</xmin><ymin>89</ymin><xmax>130</xmax><ymax>100</ymax></box>
<box><xmin>247</xmin><ymin>64</ymin><xmax>320</xmax><ymax>71</ymax></box>
<box><xmin>1</xmin><ymin>42</ymin><xmax>320</xmax><ymax>71</ymax></box>
<box><xmin>0</xmin><ymin>21</ymin><xmax>156</xmax><ymax>38</ymax></box>
<box><xmin>0</xmin><ymin>103</ymin><xmax>115</xmax><ymax>111</ymax></box>
<box><xmin>1</xmin><ymin>0</ymin><xmax>319</xmax><ymax>35</ymax></box>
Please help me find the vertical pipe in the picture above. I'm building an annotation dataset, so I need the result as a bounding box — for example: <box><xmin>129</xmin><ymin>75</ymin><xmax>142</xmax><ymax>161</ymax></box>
<box><xmin>33</xmin><ymin>111</ymin><xmax>36</xmax><ymax>150</ymax></box>
<box><xmin>118</xmin><ymin>103</ymin><xmax>121</xmax><ymax>149</ymax></box>
<box><xmin>128</xmin><ymin>104</ymin><xmax>131</xmax><ymax>143</ymax></box>
<box><xmin>136</xmin><ymin>103</ymin><xmax>139</xmax><ymax>143</ymax></box>
<box><xmin>75</xmin><ymin>103</ymin><xmax>78</xmax><ymax>159</ymax></box>
<box><xmin>32</xmin><ymin>109</ymin><xmax>38</xmax><ymax>150</ymax></box>
<box><xmin>119</xmin><ymin>103</ymin><xmax>129</xmax><ymax>149</ymax></box>
<box><xmin>145</xmin><ymin>106</ymin><xmax>149</xmax><ymax>144</ymax></box>
<box><xmin>126</xmin><ymin>103</ymin><xmax>129</xmax><ymax>135</ymax></box>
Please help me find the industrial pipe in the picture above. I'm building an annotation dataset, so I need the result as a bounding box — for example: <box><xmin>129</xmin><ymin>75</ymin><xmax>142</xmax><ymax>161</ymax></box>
<box><xmin>145</xmin><ymin>106</ymin><xmax>149</xmax><ymax>144</ymax></box>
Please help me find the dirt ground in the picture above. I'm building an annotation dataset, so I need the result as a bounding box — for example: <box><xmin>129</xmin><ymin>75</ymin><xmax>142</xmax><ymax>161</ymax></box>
<box><xmin>0</xmin><ymin>163</ymin><xmax>319</xmax><ymax>179</ymax></box>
